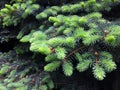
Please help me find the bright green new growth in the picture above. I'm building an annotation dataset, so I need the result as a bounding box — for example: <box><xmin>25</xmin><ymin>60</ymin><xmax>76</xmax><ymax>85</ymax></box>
<box><xmin>0</xmin><ymin>0</ymin><xmax>120</xmax><ymax>89</ymax></box>
<box><xmin>63</xmin><ymin>61</ymin><xmax>73</xmax><ymax>76</ymax></box>
<box><xmin>0</xmin><ymin>0</ymin><xmax>40</xmax><ymax>27</ymax></box>
<box><xmin>20</xmin><ymin>0</ymin><xmax>118</xmax><ymax>81</ymax></box>
<box><xmin>104</xmin><ymin>25</ymin><xmax>120</xmax><ymax>46</ymax></box>
<box><xmin>93</xmin><ymin>64</ymin><xmax>106</xmax><ymax>80</ymax></box>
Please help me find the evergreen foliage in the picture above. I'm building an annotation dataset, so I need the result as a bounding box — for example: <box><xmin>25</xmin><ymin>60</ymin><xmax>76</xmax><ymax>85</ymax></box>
<box><xmin>0</xmin><ymin>0</ymin><xmax>120</xmax><ymax>90</ymax></box>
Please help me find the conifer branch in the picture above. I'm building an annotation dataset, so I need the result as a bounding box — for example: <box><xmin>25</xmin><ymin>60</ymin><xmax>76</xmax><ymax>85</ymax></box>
<box><xmin>0</xmin><ymin>0</ymin><xmax>119</xmax><ymax>89</ymax></box>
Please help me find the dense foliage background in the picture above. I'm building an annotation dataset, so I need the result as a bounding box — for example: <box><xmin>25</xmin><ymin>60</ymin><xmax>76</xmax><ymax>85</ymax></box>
<box><xmin>0</xmin><ymin>0</ymin><xmax>120</xmax><ymax>90</ymax></box>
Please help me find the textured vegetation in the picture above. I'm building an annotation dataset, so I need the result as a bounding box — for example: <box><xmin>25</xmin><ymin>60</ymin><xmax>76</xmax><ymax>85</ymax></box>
<box><xmin>0</xmin><ymin>0</ymin><xmax>120</xmax><ymax>90</ymax></box>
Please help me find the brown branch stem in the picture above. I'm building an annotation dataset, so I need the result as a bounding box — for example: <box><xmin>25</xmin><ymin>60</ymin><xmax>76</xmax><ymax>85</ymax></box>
<box><xmin>63</xmin><ymin>45</ymin><xmax>86</xmax><ymax>61</ymax></box>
